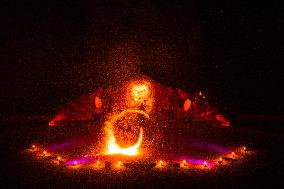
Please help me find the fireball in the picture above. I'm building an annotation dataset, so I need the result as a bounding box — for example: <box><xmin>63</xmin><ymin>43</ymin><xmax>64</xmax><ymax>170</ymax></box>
<box><xmin>131</xmin><ymin>84</ymin><xmax>150</xmax><ymax>102</ymax></box>
<box><xmin>105</xmin><ymin>109</ymin><xmax>150</xmax><ymax>156</ymax></box>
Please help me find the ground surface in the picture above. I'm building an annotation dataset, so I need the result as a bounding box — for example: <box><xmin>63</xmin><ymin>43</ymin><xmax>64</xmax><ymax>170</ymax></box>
<box><xmin>1</xmin><ymin>117</ymin><xmax>283</xmax><ymax>189</ymax></box>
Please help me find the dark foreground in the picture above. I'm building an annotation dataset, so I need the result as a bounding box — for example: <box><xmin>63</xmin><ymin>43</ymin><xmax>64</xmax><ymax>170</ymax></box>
<box><xmin>1</xmin><ymin>118</ymin><xmax>283</xmax><ymax>189</ymax></box>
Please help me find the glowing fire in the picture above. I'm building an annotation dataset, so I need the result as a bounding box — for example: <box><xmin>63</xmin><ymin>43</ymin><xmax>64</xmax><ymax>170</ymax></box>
<box><xmin>131</xmin><ymin>83</ymin><xmax>150</xmax><ymax>102</ymax></box>
<box><xmin>105</xmin><ymin>109</ymin><xmax>149</xmax><ymax>156</ymax></box>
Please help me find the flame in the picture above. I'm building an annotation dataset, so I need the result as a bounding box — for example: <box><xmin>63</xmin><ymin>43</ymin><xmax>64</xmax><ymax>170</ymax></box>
<box><xmin>126</xmin><ymin>80</ymin><xmax>154</xmax><ymax>113</ymax></box>
<box><xmin>105</xmin><ymin>109</ymin><xmax>149</xmax><ymax>156</ymax></box>
<box><xmin>131</xmin><ymin>84</ymin><xmax>150</xmax><ymax>102</ymax></box>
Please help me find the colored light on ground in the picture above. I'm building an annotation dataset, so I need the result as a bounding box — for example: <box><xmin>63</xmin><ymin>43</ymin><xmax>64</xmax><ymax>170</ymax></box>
<box><xmin>66</xmin><ymin>156</ymin><xmax>95</xmax><ymax>166</ymax></box>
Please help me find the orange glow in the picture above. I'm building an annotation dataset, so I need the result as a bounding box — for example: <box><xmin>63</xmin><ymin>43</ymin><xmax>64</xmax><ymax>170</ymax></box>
<box><xmin>43</xmin><ymin>150</ymin><xmax>47</xmax><ymax>154</ymax></box>
<box><xmin>105</xmin><ymin>110</ymin><xmax>149</xmax><ymax>156</ymax></box>
<box><xmin>131</xmin><ymin>84</ymin><xmax>150</xmax><ymax>102</ymax></box>
<box><xmin>95</xmin><ymin>96</ymin><xmax>102</xmax><ymax>109</ymax></box>
<box><xmin>159</xmin><ymin>160</ymin><xmax>165</xmax><ymax>166</ymax></box>
<box><xmin>183</xmin><ymin>99</ymin><xmax>191</xmax><ymax>111</ymax></box>
<box><xmin>218</xmin><ymin>157</ymin><xmax>223</xmax><ymax>165</ymax></box>
<box><xmin>126</xmin><ymin>80</ymin><xmax>154</xmax><ymax>113</ymax></box>
<box><xmin>57</xmin><ymin>157</ymin><xmax>61</xmax><ymax>160</ymax></box>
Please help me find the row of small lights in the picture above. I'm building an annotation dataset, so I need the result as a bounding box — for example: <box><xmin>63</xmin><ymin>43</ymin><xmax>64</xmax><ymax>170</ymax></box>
<box><xmin>160</xmin><ymin>147</ymin><xmax>247</xmax><ymax>168</ymax></box>
<box><xmin>30</xmin><ymin>145</ymin><xmax>247</xmax><ymax>168</ymax></box>
<box><xmin>31</xmin><ymin>145</ymin><xmax>106</xmax><ymax>167</ymax></box>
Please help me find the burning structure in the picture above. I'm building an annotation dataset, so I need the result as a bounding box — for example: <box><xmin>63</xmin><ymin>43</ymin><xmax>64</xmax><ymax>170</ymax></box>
<box><xmin>49</xmin><ymin>75</ymin><xmax>229</xmax><ymax>128</ymax></box>
<box><xmin>48</xmin><ymin>75</ymin><xmax>229</xmax><ymax>156</ymax></box>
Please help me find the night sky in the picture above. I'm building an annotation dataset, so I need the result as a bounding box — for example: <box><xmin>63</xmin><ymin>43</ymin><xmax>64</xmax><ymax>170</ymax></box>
<box><xmin>0</xmin><ymin>0</ymin><xmax>283</xmax><ymax>116</ymax></box>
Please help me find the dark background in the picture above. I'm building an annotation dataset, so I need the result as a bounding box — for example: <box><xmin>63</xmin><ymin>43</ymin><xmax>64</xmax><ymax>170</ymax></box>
<box><xmin>0</xmin><ymin>0</ymin><xmax>283</xmax><ymax>117</ymax></box>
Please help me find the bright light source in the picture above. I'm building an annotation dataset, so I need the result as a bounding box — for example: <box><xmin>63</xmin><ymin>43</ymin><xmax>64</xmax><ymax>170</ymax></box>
<box><xmin>218</xmin><ymin>157</ymin><xmax>223</xmax><ymax>165</ymax></box>
<box><xmin>105</xmin><ymin>110</ymin><xmax>149</xmax><ymax>156</ymax></box>
<box><xmin>183</xmin><ymin>160</ymin><xmax>186</xmax><ymax>164</ymax></box>
<box><xmin>159</xmin><ymin>160</ymin><xmax>165</xmax><ymax>166</ymax></box>
<box><xmin>43</xmin><ymin>151</ymin><xmax>47</xmax><ymax>154</ymax></box>
<box><xmin>243</xmin><ymin>147</ymin><xmax>246</xmax><ymax>151</ymax></box>
<box><xmin>32</xmin><ymin>145</ymin><xmax>35</xmax><ymax>148</ymax></box>
<box><xmin>204</xmin><ymin>161</ymin><xmax>207</xmax><ymax>167</ymax></box>
<box><xmin>131</xmin><ymin>83</ymin><xmax>150</xmax><ymax>102</ymax></box>
<box><xmin>73</xmin><ymin>161</ymin><xmax>77</xmax><ymax>166</ymax></box>
<box><xmin>57</xmin><ymin>157</ymin><xmax>61</xmax><ymax>160</ymax></box>
<box><xmin>97</xmin><ymin>161</ymin><xmax>100</xmax><ymax>164</ymax></box>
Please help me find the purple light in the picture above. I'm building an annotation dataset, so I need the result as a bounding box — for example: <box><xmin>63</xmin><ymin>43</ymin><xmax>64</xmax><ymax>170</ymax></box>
<box><xmin>163</xmin><ymin>154</ymin><xmax>215</xmax><ymax>167</ymax></box>
<box><xmin>65</xmin><ymin>156</ymin><xmax>95</xmax><ymax>166</ymax></box>
<box><xmin>166</xmin><ymin>132</ymin><xmax>232</xmax><ymax>154</ymax></box>
<box><xmin>47</xmin><ymin>138</ymin><xmax>86</xmax><ymax>151</ymax></box>
<box><xmin>47</xmin><ymin>141</ymin><xmax>73</xmax><ymax>151</ymax></box>
<box><xmin>186</xmin><ymin>138</ymin><xmax>232</xmax><ymax>153</ymax></box>
<box><xmin>186</xmin><ymin>158</ymin><xmax>214</xmax><ymax>167</ymax></box>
